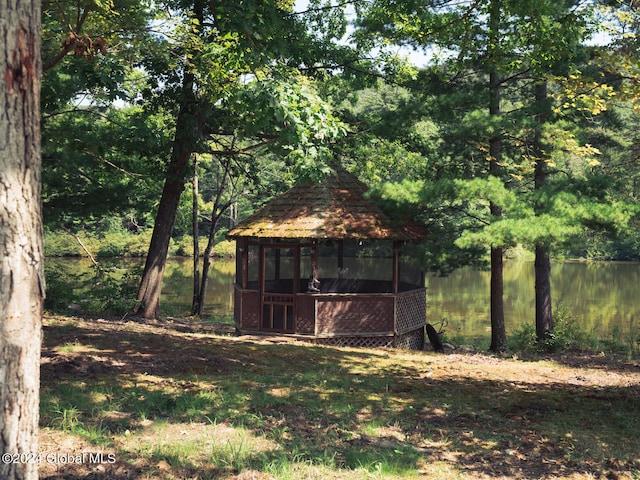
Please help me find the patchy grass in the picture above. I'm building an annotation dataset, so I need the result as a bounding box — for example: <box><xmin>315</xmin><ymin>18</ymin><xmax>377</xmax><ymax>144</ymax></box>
<box><xmin>40</xmin><ymin>316</ymin><xmax>640</xmax><ymax>479</ymax></box>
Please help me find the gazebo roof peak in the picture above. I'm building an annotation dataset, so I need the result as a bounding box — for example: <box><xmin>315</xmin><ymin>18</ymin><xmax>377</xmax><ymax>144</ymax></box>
<box><xmin>227</xmin><ymin>167</ymin><xmax>427</xmax><ymax>241</ymax></box>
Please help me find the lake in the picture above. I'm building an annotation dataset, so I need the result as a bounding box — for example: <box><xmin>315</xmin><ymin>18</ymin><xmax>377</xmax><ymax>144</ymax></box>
<box><xmin>49</xmin><ymin>257</ymin><xmax>640</xmax><ymax>345</ymax></box>
<box><xmin>427</xmin><ymin>260</ymin><xmax>640</xmax><ymax>344</ymax></box>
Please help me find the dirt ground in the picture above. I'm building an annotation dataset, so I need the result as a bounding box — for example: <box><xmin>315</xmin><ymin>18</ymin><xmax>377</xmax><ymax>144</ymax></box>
<box><xmin>39</xmin><ymin>315</ymin><xmax>640</xmax><ymax>479</ymax></box>
<box><xmin>41</xmin><ymin>314</ymin><xmax>640</xmax><ymax>389</ymax></box>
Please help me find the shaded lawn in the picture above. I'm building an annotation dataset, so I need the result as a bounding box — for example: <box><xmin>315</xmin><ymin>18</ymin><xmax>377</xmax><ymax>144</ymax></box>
<box><xmin>40</xmin><ymin>316</ymin><xmax>640</xmax><ymax>479</ymax></box>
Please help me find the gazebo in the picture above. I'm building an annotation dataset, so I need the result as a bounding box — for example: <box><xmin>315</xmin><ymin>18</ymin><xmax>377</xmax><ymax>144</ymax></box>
<box><xmin>226</xmin><ymin>168</ymin><xmax>428</xmax><ymax>349</ymax></box>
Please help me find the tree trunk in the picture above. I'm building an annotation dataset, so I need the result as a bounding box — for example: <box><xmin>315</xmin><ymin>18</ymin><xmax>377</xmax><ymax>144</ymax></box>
<box><xmin>0</xmin><ymin>0</ymin><xmax>44</xmax><ymax>476</ymax></box>
<box><xmin>534</xmin><ymin>80</ymin><xmax>553</xmax><ymax>341</ymax></box>
<box><xmin>134</xmin><ymin>2</ymin><xmax>202</xmax><ymax>319</ymax></box>
<box><xmin>196</xmin><ymin>218</ymin><xmax>220</xmax><ymax>318</ymax></box>
<box><xmin>192</xmin><ymin>155</ymin><xmax>201</xmax><ymax>313</ymax></box>
<box><xmin>488</xmin><ymin>74</ymin><xmax>506</xmax><ymax>351</ymax></box>
<box><xmin>193</xmin><ymin>159</ymin><xmax>234</xmax><ymax>317</ymax></box>
<box><xmin>489</xmin><ymin>246</ymin><xmax>506</xmax><ymax>351</ymax></box>
<box><xmin>535</xmin><ymin>244</ymin><xmax>553</xmax><ymax>340</ymax></box>
<box><xmin>134</xmin><ymin>129</ymin><xmax>195</xmax><ymax>318</ymax></box>
<box><xmin>487</xmin><ymin>0</ymin><xmax>507</xmax><ymax>352</ymax></box>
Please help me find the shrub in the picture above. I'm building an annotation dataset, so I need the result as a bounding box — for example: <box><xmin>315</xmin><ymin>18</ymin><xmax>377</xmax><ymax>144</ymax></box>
<box><xmin>44</xmin><ymin>261</ymin><xmax>141</xmax><ymax>316</ymax></box>
<box><xmin>509</xmin><ymin>306</ymin><xmax>599</xmax><ymax>353</ymax></box>
<box><xmin>96</xmin><ymin>231</ymin><xmax>130</xmax><ymax>257</ymax></box>
<box><xmin>509</xmin><ymin>323</ymin><xmax>538</xmax><ymax>353</ymax></box>
<box><xmin>608</xmin><ymin>318</ymin><xmax>640</xmax><ymax>359</ymax></box>
<box><xmin>44</xmin><ymin>264</ymin><xmax>78</xmax><ymax>312</ymax></box>
<box><xmin>44</xmin><ymin>230</ymin><xmax>83</xmax><ymax>257</ymax></box>
<box><xmin>96</xmin><ymin>229</ymin><xmax>153</xmax><ymax>257</ymax></box>
<box><xmin>541</xmin><ymin>307</ymin><xmax>600</xmax><ymax>353</ymax></box>
<box><xmin>172</xmin><ymin>236</ymin><xmax>236</xmax><ymax>257</ymax></box>
<box><xmin>124</xmin><ymin>230</ymin><xmax>153</xmax><ymax>257</ymax></box>
<box><xmin>214</xmin><ymin>240</ymin><xmax>236</xmax><ymax>257</ymax></box>
<box><xmin>171</xmin><ymin>236</ymin><xmax>196</xmax><ymax>257</ymax></box>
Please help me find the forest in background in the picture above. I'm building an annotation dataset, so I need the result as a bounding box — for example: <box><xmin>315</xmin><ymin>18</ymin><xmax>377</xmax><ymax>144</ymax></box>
<box><xmin>41</xmin><ymin>0</ymin><xmax>640</xmax><ymax>340</ymax></box>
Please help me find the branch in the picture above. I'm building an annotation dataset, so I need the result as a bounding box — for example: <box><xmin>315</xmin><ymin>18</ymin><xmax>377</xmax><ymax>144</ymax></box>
<box><xmin>202</xmin><ymin>137</ymin><xmax>278</xmax><ymax>156</ymax></box>
<box><xmin>450</xmin><ymin>204</ymin><xmax>491</xmax><ymax>226</ymax></box>
<box><xmin>42</xmin><ymin>108</ymin><xmax>130</xmax><ymax>129</ymax></box>
<box><xmin>288</xmin><ymin>0</ymin><xmax>359</xmax><ymax>17</ymax></box>
<box><xmin>61</xmin><ymin>225</ymin><xmax>99</xmax><ymax>267</ymax></box>
<box><xmin>43</xmin><ymin>45</ymin><xmax>75</xmax><ymax>72</ymax></box>
<box><xmin>81</xmin><ymin>149</ymin><xmax>145</xmax><ymax>177</ymax></box>
<box><xmin>43</xmin><ymin>0</ymin><xmax>93</xmax><ymax>72</ymax></box>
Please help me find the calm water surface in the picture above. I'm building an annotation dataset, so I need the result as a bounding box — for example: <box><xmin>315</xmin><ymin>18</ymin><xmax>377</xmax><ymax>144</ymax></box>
<box><xmin>51</xmin><ymin>257</ymin><xmax>640</xmax><ymax>344</ymax></box>
<box><xmin>427</xmin><ymin>260</ymin><xmax>640</xmax><ymax>343</ymax></box>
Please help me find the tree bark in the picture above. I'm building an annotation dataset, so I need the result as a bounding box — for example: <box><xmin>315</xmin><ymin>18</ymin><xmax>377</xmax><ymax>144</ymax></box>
<box><xmin>535</xmin><ymin>244</ymin><xmax>553</xmax><ymax>340</ymax></box>
<box><xmin>196</xmin><ymin>217</ymin><xmax>220</xmax><ymax>318</ymax></box>
<box><xmin>0</xmin><ymin>0</ymin><xmax>44</xmax><ymax>476</ymax></box>
<box><xmin>534</xmin><ymin>80</ymin><xmax>554</xmax><ymax>341</ymax></box>
<box><xmin>487</xmin><ymin>0</ymin><xmax>507</xmax><ymax>352</ymax></box>
<box><xmin>192</xmin><ymin>155</ymin><xmax>201</xmax><ymax>312</ymax></box>
<box><xmin>489</xmin><ymin>246</ymin><xmax>506</xmax><ymax>351</ymax></box>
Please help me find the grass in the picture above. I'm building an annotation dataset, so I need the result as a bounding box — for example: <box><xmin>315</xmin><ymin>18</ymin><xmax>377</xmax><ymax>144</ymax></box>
<box><xmin>40</xmin><ymin>315</ymin><xmax>640</xmax><ymax>479</ymax></box>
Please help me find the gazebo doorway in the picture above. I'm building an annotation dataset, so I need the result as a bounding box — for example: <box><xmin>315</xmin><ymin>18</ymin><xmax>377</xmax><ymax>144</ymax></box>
<box><xmin>261</xmin><ymin>245</ymin><xmax>297</xmax><ymax>333</ymax></box>
<box><xmin>260</xmin><ymin>242</ymin><xmax>317</xmax><ymax>334</ymax></box>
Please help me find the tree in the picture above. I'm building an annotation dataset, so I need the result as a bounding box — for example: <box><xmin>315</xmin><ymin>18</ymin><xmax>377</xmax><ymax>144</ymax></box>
<box><xmin>352</xmin><ymin>0</ymin><xmax>638</xmax><ymax>348</ymax></box>
<box><xmin>486</xmin><ymin>0</ymin><xmax>507</xmax><ymax>351</ymax></box>
<box><xmin>0</xmin><ymin>0</ymin><xmax>44</xmax><ymax>477</ymax></box>
<box><xmin>533</xmin><ymin>81</ymin><xmax>554</xmax><ymax>340</ymax></box>
<box><xmin>354</xmin><ymin>0</ymin><xmax>512</xmax><ymax>350</ymax></box>
<box><xmin>191</xmin><ymin>152</ymin><xmax>245</xmax><ymax>317</ymax></box>
<box><xmin>134</xmin><ymin>1</ymin><xmax>347</xmax><ymax>319</ymax></box>
<box><xmin>508</xmin><ymin>0</ymin><xmax>591</xmax><ymax>341</ymax></box>
<box><xmin>41</xmin><ymin>106</ymin><xmax>170</xmax><ymax>227</ymax></box>
<box><xmin>40</xmin><ymin>0</ymin><xmax>166</xmax><ymax>231</ymax></box>
<box><xmin>134</xmin><ymin>3</ymin><xmax>201</xmax><ymax>318</ymax></box>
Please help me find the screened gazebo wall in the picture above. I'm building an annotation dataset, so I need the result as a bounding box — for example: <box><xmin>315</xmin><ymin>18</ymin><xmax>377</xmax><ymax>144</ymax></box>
<box><xmin>232</xmin><ymin>238</ymin><xmax>426</xmax><ymax>349</ymax></box>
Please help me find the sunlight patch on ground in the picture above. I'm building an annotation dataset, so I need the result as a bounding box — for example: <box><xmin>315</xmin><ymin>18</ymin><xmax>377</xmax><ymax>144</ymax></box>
<box><xmin>120</xmin><ymin>421</ymin><xmax>281</xmax><ymax>474</ymax></box>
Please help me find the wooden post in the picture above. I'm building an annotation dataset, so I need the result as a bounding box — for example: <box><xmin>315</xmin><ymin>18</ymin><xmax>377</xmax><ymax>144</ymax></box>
<box><xmin>259</xmin><ymin>244</ymin><xmax>265</xmax><ymax>329</ymax></box>
<box><xmin>312</xmin><ymin>240</ymin><xmax>319</xmax><ymax>279</ymax></box>
<box><xmin>293</xmin><ymin>245</ymin><xmax>300</xmax><ymax>294</ymax></box>
<box><xmin>274</xmin><ymin>247</ymin><xmax>281</xmax><ymax>281</ymax></box>
<box><xmin>392</xmin><ymin>241</ymin><xmax>400</xmax><ymax>294</ymax></box>
<box><xmin>240</xmin><ymin>238</ymin><xmax>248</xmax><ymax>289</ymax></box>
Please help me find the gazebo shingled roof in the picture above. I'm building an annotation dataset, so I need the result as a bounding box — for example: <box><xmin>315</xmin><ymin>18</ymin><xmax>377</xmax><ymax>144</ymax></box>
<box><xmin>227</xmin><ymin>168</ymin><xmax>427</xmax><ymax>241</ymax></box>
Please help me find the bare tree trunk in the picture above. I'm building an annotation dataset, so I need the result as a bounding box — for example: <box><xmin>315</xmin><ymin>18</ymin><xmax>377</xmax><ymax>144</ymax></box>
<box><xmin>193</xmin><ymin>159</ymin><xmax>235</xmax><ymax>317</ymax></box>
<box><xmin>0</xmin><ymin>0</ymin><xmax>44</xmax><ymax>476</ymax></box>
<box><xmin>134</xmin><ymin>131</ymin><xmax>194</xmax><ymax>318</ymax></box>
<box><xmin>489</xmin><ymin>245</ymin><xmax>506</xmax><ymax>350</ymax></box>
<box><xmin>196</xmin><ymin>217</ymin><xmax>220</xmax><ymax>317</ymax></box>
<box><xmin>192</xmin><ymin>155</ymin><xmax>201</xmax><ymax>313</ymax></box>
<box><xmin>535</xmin><ymin>244</ymin><xmax>553</xmax><ymax>340</ymax></box>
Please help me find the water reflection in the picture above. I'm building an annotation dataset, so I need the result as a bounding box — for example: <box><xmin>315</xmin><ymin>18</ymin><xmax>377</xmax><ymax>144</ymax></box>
<box><xmin>48</xmin><ymin>257</ymin><xmax>639</xmax><ymax>343</ymax></box>
<box><xmin>161</xmin><ymin>258</ymin><xmax>236</xmax><ymax>317</ymax></box>
<box><xmin>427</xmin><ymin>260</ymin><xmax>640</xmax><ymax>343</ymax></box>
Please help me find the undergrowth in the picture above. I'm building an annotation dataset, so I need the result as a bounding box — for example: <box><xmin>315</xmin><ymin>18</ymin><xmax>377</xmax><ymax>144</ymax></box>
<box><xmin>45</xmin><ymin>227</ymin><xmax>235</xmax><ymax>258</ymax></box>
<box><xmin>509</xmin><ymin>305</ymin><xmax>640</xmax><ymax>358</ymax></box>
